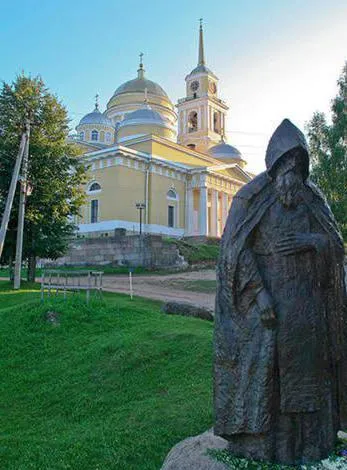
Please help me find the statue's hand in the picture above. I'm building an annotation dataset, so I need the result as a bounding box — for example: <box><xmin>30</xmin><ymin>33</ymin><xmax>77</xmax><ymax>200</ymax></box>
<box><xmin>275</xmin><ymin>232</ymin><xmax>318</xmax><ymax>256</ymax></box>
<box><xmin>256</xmin><ymin>288</ymin><xmax>276</xmax><ymax>329</ymax></box>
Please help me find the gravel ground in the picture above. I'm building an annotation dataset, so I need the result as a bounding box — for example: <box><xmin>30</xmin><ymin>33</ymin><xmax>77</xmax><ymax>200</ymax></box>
<box><xmin>102</xmin><ymin>269</ymin><xmax>217</xmax><ymax>309</ymax></box>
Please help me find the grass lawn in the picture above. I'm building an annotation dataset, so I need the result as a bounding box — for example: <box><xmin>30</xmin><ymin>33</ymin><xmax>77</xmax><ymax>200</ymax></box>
<box><xmin>165</xmin><ymin>239</ymin><xmax>220</xmax><ymax>265</ymax></box>
<box><xmin>0</xmin><ymin>282</ymin><xmax>213</xmax><ymax>470</ymax></box>
<box><xmin>162</xmin><ymin>279</ymin><xmax>217</xmax><ymax>293</ymax></box>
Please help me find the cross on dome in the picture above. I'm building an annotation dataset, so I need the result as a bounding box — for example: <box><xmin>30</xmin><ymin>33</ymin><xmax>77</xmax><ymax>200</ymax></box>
<box><xmin>138</xmin><ymin>52</ymin><xmax>145</xmax><ymax>79</ymax></box>
<box><xmin>94</xmin><ymin>93</ymin><xmax>99</xmax><ymax>111</ymax></box>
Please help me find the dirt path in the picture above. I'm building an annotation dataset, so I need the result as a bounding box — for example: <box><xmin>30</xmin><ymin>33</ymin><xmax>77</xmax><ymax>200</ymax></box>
<box><xmin>102</xmin><ymin>269</ymin><xmax>217</xmax><ymax>309</ymax></box>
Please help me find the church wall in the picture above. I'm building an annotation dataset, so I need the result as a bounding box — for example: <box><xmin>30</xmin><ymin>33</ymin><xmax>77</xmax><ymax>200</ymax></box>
<box><xmin>82</xmin><ymin>165</ymin><xmax>145</xmax><ymax>224</ymax></box>
<box><xmin>148</xmin><ymin>173</ymin><xmax>185</xmax><ymax>229</ymax></box>
<box><xmin>107</xmin><ymin>92</ymin><xmax>174</xmax><ymax>111</ymax></box>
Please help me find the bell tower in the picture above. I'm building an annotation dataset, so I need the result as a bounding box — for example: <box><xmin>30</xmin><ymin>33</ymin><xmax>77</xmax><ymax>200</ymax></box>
<box><xmin>177</xmin><ymin>20</ymin><xmax>229</xmax><ymax>154</ymax></box>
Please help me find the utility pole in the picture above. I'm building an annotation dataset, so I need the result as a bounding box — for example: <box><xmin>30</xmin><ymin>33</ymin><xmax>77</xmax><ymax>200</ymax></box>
<box><xmin>0</xmin><ymin>122</ymin><xmax>30</xmax><ymax>261</ymax></box>
<box><xmin>14</xmin><ymin>121</ymin><xmax>31</xmax><ymax>289</ymax></box>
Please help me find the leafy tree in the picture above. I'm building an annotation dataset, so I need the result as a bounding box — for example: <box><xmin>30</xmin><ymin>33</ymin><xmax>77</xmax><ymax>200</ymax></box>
<box><xmin>0</xmin><ymin>74</ymin><xmax>86</xmax><ymax>281</ymax></box>
<box><xmin>307</xmin><ymin>62</ymin><xmax>347</xmax><ymax>239</ymax></box>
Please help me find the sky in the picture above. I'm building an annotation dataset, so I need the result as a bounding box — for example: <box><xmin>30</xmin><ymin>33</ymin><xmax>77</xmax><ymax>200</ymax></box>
<box><xmin>1</xmin><ymin>0</ymin><xmax>346</xmax><ymax>173</ymax></box>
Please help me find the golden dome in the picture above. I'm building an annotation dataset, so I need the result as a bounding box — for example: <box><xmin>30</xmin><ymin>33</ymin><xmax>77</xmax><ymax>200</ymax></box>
<box><xmin>106</xmin><ymin>56</ymin><xmax>176</xmax><ymax>127</ymax></box>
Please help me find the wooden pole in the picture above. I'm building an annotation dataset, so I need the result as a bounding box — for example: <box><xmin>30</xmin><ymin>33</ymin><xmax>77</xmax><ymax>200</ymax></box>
<box><xmin>14</xmin><ymin>122</ymin><xmax>31</xmax><ymax>289</ymax></box>
<box><xmin>0</xmin><ymin>123</ymin><xmax>30</xmax><ymax>261</ymax></box>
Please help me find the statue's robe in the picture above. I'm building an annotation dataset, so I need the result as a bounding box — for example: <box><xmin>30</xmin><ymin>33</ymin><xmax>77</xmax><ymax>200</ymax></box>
<box><xmin>214</xmin><ymin>120</ymin><xmax>347</xmax><ymax>465</ymax></box>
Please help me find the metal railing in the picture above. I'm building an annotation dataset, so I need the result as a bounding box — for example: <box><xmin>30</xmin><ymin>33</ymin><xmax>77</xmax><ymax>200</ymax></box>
<box><xmin>41</xmin><ymin>270</ymin><xmax>103</xmax><ymax>304</ymax></box>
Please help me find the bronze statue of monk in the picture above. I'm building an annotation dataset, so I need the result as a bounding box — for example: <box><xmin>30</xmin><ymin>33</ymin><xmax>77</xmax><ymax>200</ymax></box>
<box><xmin>214</xmin><ymin>119</ymin><xmax>347</xmax><ymax>465</ymax></box>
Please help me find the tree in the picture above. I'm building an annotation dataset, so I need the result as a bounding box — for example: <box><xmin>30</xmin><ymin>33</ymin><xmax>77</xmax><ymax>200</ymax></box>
<box><xmin>307</xmin><ymin>62</ymin><xmax>347</xmax><ymax>239</ymax></box>
<box><xmin>0</xmin><ymin>74</ymin><xmax>87</xmax><ymax>281</ymax></box>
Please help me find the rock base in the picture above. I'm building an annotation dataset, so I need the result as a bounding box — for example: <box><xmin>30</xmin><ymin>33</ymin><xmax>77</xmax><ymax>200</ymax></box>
<box><xmin>162</xmin><ymin>301</ymin><xmax>214</xmax><ymax>322</ymax></box>
<box><xmin>161</xmin><ymin>429</ymin><xmax>228</xmax><ymax>470</ymax></box>
<box><xmin>161</xmin><ymin>429</ymin><xmax>347</xmax><ymax>469</ymax></box>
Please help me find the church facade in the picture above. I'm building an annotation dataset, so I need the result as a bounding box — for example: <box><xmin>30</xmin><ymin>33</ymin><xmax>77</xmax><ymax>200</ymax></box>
<box><xmin>72</xmin><ymin>23</ymin><xmax>252</xmax><ymax>238</ymax></box>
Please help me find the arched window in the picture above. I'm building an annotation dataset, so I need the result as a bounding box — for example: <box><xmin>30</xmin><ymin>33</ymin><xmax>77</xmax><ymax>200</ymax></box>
<box><xmin>79</xmin><ymin>131</ymin><xmax>85</xmax><ymax>141</ymax></box>
<box><xmin>187</xmin><ymin>143</ymin><xmax>196</xmax><ymax>150</ymax></box>
<box><xmin>88</xmin><ymin>182</ymin><xmax>101</xmax><ymax>192</ymax></box>
<box><xmin>167</xmin><ymin>189</ymin><xmax>177</xmax><ymax>199</ymax></box>
<box><xmin>91</xmin><ymin>129</ymin><xmax>99</xmax><ymax>141</ymax></box>
<box><xmin>167</xmin><ymin>189</ymin><xmax>178</xmax><ymax>228</ymax></box>
<box><xmin>105</xmin><ymin>132</ymin><xmax>112</xmax><ymax>142</ymax></box>
<box><xmin>188</xmin><ymin>111</ymin><xmax>198</xmax><ymax>133</ymax></box>
<box><xmin>214</xmin><ymin>112</ymin><xmax>221</xmax><ymax>134</ymax></box>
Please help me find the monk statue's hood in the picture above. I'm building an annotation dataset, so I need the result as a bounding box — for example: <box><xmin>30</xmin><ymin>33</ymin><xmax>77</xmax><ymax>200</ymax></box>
<box><xmin>265</xmin><ymin>119</ymin><xmax>309</xmax><ymax>179</ymax></box>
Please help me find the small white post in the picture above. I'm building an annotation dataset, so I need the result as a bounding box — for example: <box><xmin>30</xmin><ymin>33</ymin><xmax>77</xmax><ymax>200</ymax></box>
<box><xmin>129</xmin><ymin>270</ymin><xmax>133</xmax><ymax>300</ymax></box>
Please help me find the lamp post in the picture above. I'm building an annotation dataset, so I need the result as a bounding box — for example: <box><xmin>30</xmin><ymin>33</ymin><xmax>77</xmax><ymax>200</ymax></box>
<box><xmin>135</xmin><ymin>202</ymin><xmax>146</xmax><ymax>236</ymax></box>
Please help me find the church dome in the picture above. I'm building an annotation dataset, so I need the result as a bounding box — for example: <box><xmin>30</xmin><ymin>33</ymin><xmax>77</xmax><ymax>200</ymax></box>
<box><xmin>79</xmin><ymin>105</ymin><xmax>113</xmax><ymax>127</ymax></box>
<box><xmin>117</xmin><ymin>102</ymin><xmax>176</xmax><ymax>142</ymax></box>
<box><xmin>112</xmin><ymin>77</ymin><xmax>169</xmax><ymax>100</ymax></box>
<box><xmin>106</xmin><ymin>56</ymin><xmax>177</xmax><ymax>128</ymax></box>
<box><xmin>120</xmin><ymin>105</ymin><xmax>167</xmax><ymax>127</ymax></box>
<box><xmin>209</xmin><ymin>140</ymin><xmax>243</xmax><ymax>162</ymax></box>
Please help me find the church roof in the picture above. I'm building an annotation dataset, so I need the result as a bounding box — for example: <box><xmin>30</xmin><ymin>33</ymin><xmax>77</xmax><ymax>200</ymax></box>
<box><xmin>188</xmin><ymin>20</ymin><xmax>217</xmax><ymax>79</ymax></box>
<box><xmin>112</xmin><ymin>77</ymin><xmax>169</xmax><ymax>99</ymax></box>
<box><xmin>189</xmin><ymin>64</ymin><xmax>214</xmax><ymax>75</ymax></box>
<box><xmin>79</xmin><ymin>104</ymin><xmax>113</xmax><ymax>127</ymax></box>
<box><xmin>119</xmin><ymin>104</ymin><xmax>169</xmax><ymax>127</ymax></box>
<box><xmin>110</xmin><ymin>56</ymin><xmax>170</xmax><ymax>101</ymax></box>
<box><xmin>208</xmin><ymin>140</ymin><xmax>243</xmax><ymax>161</ymax></box>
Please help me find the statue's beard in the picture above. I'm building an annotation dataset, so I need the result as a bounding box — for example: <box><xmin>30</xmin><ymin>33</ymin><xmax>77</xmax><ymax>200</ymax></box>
<box><xmin>275</xmin><ymin>176</ymin><xmax>303</xmax><ymax>208</ymax></box>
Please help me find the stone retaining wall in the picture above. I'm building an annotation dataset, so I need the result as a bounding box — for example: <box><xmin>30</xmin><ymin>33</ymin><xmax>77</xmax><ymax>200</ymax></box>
<box><xmin>44</xmin><ymin>232</ymin><xmax>187</xmax><ymax>269</ymax></box>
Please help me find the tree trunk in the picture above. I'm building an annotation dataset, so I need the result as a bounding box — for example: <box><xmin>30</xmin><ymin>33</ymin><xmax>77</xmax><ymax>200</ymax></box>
<box><xmin>27</xmin><ymin>254</ymin><xmax>36</xmax><ymax>283</ymax></box>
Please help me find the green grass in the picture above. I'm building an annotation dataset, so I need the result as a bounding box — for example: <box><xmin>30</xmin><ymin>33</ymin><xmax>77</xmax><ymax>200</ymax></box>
<box><xmin>0</xmin><ymin>282</ymin><xmax>213</xmax><ymax>470</ymax></box>
<box><xmin>167</xmin><ymin>239</ymin><xmax>220</xmax><ymax>265</ymax></box>
<box><xmin>162</xmin><ymin>279</ymin><xmax>217</xmax><ymax>293</ymax></box>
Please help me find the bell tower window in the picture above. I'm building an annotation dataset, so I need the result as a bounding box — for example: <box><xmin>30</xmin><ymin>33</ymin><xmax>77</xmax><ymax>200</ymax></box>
<box><xmin>91</xmin><ymin>130</ymin><xmax>99</xmax><ymax>141</ymax></box>
<box><xmin>214</xmin><ymin>112</ymin><xmax>221</xmax><ymax>134</ymax></box>
<box><xmin>188</xmin><ymin>111</ymin><xmax>198</xmax><ymax>133</ymax></box>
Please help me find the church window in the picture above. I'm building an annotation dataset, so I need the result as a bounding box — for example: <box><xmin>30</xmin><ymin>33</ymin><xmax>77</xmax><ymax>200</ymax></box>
<box><xmin>187</xmin><ymin>144</ymin><xmax>196</xmax><ymax>150</ymax></box>
<box><xmin>188</xmin><ymin>111</ymin><xmax>198</xmax><ymax>133</ymax></box>
<box><xmin>91</xmin><ymin>129</ymin><xmax>99</xmax><ymax>141</ymax></box>
<box><xmin>105</xmin><ymin>132</ymin><xmax>112</xmax><ymax>142</ymax></box>
<box><xmin>88</xmin><ymin>182</ymin><xmax>101</xmax><ymax>192</ymax></box>
<box><xmin>168</xmin><ymin>205</ymin><xmax>174</xmax><ymax>228</ymax></box>
<box><xmin>79</xmin><ymin>131</ymin><xmax>85</xmax><ymax>141</ymax></box>
<box><xmin>91</xmin><ymin>199</ymin><xmax>99</xmax><ymax>223</ymax></box>
<box><xmin>167</xmin><ymin>189</ymin><xmax>177</xmax><ymax>199</ymax></box>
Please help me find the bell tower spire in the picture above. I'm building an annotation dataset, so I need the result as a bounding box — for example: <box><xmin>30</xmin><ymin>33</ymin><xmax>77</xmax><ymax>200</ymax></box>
<box><xmin>198</xmin><ymin>18</ymin><xmax>205</xmax><ymax>66</ymax></box>
<box><xmin>176</xmin><ymin>21</ymin><xmax>229</xmax><ymax>153</ymax></box>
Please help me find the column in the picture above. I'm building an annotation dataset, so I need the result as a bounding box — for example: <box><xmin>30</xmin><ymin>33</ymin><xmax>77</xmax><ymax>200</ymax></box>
<box><xmin>185</xmin><ymin>188</ymin><xmax>194</xmax><ymax>235</ymax></box>
<box><xmin>183</xmin><ymin>110</ymin><xmax>187</xmax><ymax>134</ymax></box>
<box><xmin>210</xmin><ymin>189</ymin><xmax>218</xmax><ymax>237</ymax></box>
<box><xmin>222</xmin><ymin>192</ymin><xmax>229</xmax><ymax>232</ymax></box>
<box><xmin>199</xmin><ymin>186</ymin><xmax>208</xmax><ymax>236</ymax></box>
